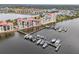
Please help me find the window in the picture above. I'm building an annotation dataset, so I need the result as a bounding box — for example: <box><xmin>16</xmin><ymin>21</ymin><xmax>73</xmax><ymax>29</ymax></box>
<box><xmin>27</xmin><ymin>22</ymin><xmax>29</xmax><ymax>27</ymax></box>
<box><xmin>22</xmin><ymin>21</ymin><xmax>25</xmax><ymax>28</ymax></box>
<box><xmin>3</xmin><ymin>26</ymin><xmax>7</xmax><ymax>31</ymax></box>
<box><xmin>7</xmin><ymin>26</ymin><xmax>10</xmax><ymax>30</ymax></box>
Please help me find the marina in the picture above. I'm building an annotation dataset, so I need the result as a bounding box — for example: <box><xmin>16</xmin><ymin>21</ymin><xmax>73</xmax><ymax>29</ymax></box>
<box><xmin>0</xmin><ymin>18</ymin><xmax>79</xmax><ymax>53</ymax></box>
<box><xmin>0</xmin><ymin>5</ymin><xmax>79</xmax><ymax>54</ymax></box>
<box><xmin>24</xmin><ymin>34</ymin><xmax>61</xmax><ymax>51</ymax></box>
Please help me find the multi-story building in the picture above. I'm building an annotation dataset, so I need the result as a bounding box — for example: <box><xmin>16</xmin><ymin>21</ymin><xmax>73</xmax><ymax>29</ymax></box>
<box><xmin>0</xmin><ymin>7</ymin><xmax>48</xmax><ymax>14</ymax></box>
<box><xmin>17</xmin><ymin>12</ymin><xmax>57</xmax><ymax>30</ymax></box>
<box><xmin>17</xmin><ymin>17</ymin><xmax>41</xmax><ymax>30</ymax></box>
<box><xmin>0</xmin><ymin>21</ymin><xmax>14</xmax><ymax>32</ymax></box>
<box><xmin>41</xmin><ymin>13</ymin><xmax>57</xmax><ymax>25</ymax></box>
<box><xmin>58</xmin><ymin>10</ymin><xmax>77</xmax><ymax>16</ymax></box>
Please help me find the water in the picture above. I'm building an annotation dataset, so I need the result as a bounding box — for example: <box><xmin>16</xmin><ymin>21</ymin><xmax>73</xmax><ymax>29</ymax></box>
<box><xmin>0</xmin><ymin>18</ymin><xmax>79</xmax><ymax>54</ymax></box>
<box><xmin>0</xmin><ymin>13</ymin><xmax>36</xmax><ymax>20</ymax></box>
<box><xmin>0</xmin><ymin>4</ymin><xmax>79</xmax><ymax>9</ymax></box>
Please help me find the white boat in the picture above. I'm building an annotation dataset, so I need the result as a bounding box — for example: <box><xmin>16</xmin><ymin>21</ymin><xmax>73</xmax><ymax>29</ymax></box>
<box><xmin>36</xmin><ymin>35</ymin><xmax>41</xmax><ymax>40</ymax></box>
<box><xmin>28</xmin><ymin>35</ymin><xmax>33</xmax><ymax>40</ymax></box>
<box><xmin>58</xmin><ymin>28</ymin><xmax>62</xmax><ymax>32</ymax></box>
<box><xmin>51</xmin><ymin>38</ymin><xmax>57</xmax><ymax>43</ymax></box>
<box><xmin>36</xmin><ymin>35</ymin><xmax>41</xmax><ymax>38</ymax></box>
<box><xmin>55</xmin><ymin>44</ymin><xmax>61</xmax><ymax>52</ymax></box>
<box><xmin>45</xmin><ymin>25</ymin><xmax>50</xmax><ymax>28</ymax></box>
<box><xmin>40</xmin><ymin>36</ymin><xmax>45</xmax><ymax>39</ymax></box>
<box><xmin>31</xmin><ymin>38</ymin><xmax>37</xmax><ymax>42</ymax></box>
<box><xmin>36</xmin><ymin>35</ymin><xmax>41</xmax><ymax>37</ymax></box>
<box><xmin>62</xmin><ymin>27</ymin><xmax>68</xmax><ymax>32</ymax></box>
<box><xmin>54</xmin><ymin>39</ymin><xmax>61</xmax><ymax>47</ymax></box>
<box><xmin>58</xmin><ymin>26</ymin><xmax>68</xmax><ymax>32</ymax></box>
<box><xmin>40</xmin><ymin>40</ymin><xmax>45</xmax><ymax>45</ymax></box>
<box><xmin>24</xmin><ymin>34</ymin><xmax>30</xmax><ymax>40</ymax></box>
<box><xmin>36</xmin><ymin>39</ymin><xmax>42</xmax><ymax>45</ymax></box>
<box><xmin>42</xmin><ymin>42</ymin><xmax>48</xmax><ymax>48</ymax></box>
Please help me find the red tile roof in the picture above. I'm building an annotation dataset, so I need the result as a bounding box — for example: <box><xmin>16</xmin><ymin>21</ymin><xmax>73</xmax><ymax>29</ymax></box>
<box><xmin>17</xmin><ymin>17</ymin><xmax>39</xmax><ymax>22</ymax></box>
<box><xmin>48</xmin><ymin>13</ymin><xmax>55</xmax><ymax>16</ymax></box>
<box><xmin>0</xmin><ymin>21</ymin><xmax>13</xmax><ymax>26</ymax></box>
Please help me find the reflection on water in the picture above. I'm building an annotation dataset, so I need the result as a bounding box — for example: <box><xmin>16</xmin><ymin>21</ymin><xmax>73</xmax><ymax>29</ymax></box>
<box><xmin>0</xmin><ymin>18</ymin><xmax>79</xmax><ymax>54</ymax></box>
<box><xmin>0</xmin><ymin>33</ymin><xmax>15</xmax><ymax>42</ymax></box>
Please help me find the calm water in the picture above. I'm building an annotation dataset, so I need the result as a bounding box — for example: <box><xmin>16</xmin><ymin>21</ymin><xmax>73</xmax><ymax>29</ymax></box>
<box><xmin>0</xmin><ymin>4</ymin><xmax>79</xmax><ymax>9</ymax></box>
<box><xmin>0</xmin><ymin>13</ymin><xmax>36</xmax><ymax>20</ymax></box>
<box><xmin>0</xmin><ymin>18</ymin><xmax>79</xmax><ymax>54</ymax></box>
